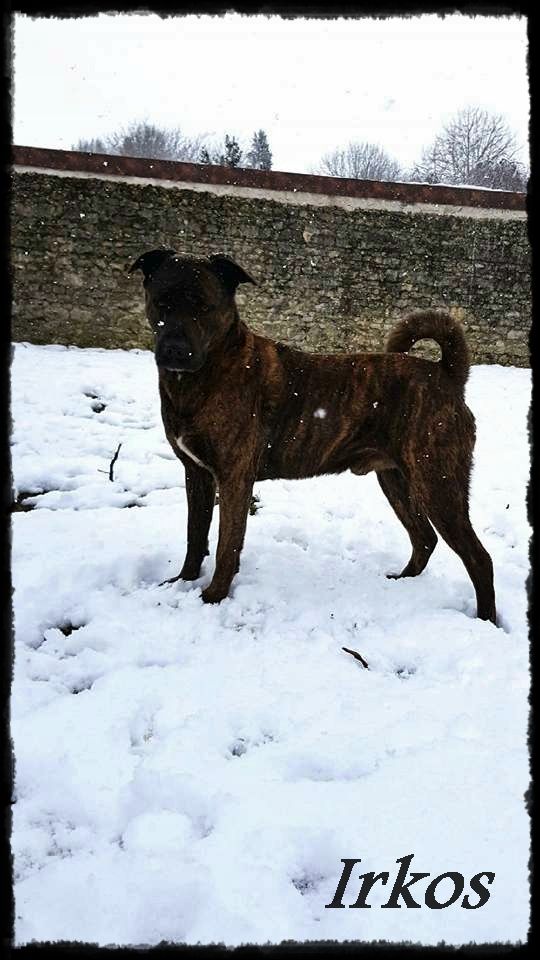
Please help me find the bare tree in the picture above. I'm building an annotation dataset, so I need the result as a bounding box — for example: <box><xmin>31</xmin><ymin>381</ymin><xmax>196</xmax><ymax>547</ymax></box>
<box><xmin>410</xmin><ymin>106</ymin><xmax>527</xmax><ymax>190</ymax></box>
<box><xmin>73</xmin><ymin>120</ymin><xmax>206</xmax><ymax>163</ymax></box>
<box><xmin>467</xmin><ymin>158</ymin><xmax>528</xmax><ymax>191</ymax></box>
<box><xmin>318</xmin><ymin>141</ymin><xmax>402</xmax><ymax>181</ymax></box>
<box><xmin>77</xmin><ymin>122</ymin><xmax>274</xmax><ymax>171</ymax></box>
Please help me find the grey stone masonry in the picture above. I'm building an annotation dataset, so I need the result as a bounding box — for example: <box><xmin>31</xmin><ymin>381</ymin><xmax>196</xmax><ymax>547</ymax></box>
<box><xmin>12</xmin><ymin>147</ymin><xmax>530</xmax><ymax>366</ymax></box>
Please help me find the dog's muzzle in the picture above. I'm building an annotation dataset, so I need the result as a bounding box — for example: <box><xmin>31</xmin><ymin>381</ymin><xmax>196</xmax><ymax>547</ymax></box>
<box><xmin>155</xmin><ymin>338</ymin><xmax>203</xmax><ymax>372</ymax></box>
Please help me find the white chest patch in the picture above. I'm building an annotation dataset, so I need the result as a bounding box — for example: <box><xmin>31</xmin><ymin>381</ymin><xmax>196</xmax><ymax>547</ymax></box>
<box><xmin>175</xmin><ymin>435</ymin><xmax>210</xmax><ymax>472</ymax></box>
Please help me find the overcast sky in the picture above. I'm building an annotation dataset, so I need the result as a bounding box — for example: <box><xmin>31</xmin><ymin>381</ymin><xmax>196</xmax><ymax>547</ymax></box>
<box><xmin>13</xmin><ymin>13</ymin><xmax>529</xmax><ymax>174</ymax></box>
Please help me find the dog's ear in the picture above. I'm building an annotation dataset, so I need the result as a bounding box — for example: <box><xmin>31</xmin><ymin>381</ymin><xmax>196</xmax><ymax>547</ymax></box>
<box><xmin>128</xmin><ymin>248</ymin><xmax>176</xmax><ymax>282</ymax></box>
<box><xmin>208</xmin><ymin>254</ymin><xmax>256</xmax><ymax>294</ymax></box>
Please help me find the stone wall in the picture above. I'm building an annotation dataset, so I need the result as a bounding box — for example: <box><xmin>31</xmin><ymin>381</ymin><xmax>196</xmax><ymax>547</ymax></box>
<box><xmin>11</xmin><ymin>147</ymin><xmax>530</xmax><ymax>365</ymax></box>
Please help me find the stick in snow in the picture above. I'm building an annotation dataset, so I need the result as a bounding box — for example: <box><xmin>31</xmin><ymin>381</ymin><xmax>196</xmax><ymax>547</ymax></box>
<box><xmin>98</xmin><ymin>443</ymin><xmax>123</xmax><ymax>482</ymax></box>
<box><xmin>342</xmin><ymin>646</ymin><xmax>369</xmax><ymax>669</ymax></box>
<box><xmin>108</xmin><ymin>443</ymin><xmax>122</xmax><ymax>481</ymax></box>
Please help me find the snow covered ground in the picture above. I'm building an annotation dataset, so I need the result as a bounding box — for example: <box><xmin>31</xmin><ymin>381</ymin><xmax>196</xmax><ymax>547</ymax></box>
<box><xmin>11</xmin><ymin>342</ymin><xmax>530</xmax><ymax>946</ymax></box>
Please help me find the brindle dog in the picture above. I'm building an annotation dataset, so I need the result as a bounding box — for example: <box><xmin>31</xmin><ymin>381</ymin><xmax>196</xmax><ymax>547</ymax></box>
<box><xmin>129</xmin><ymin>249</ymin><xmax>496</xmax><ymax>623</ymax></box>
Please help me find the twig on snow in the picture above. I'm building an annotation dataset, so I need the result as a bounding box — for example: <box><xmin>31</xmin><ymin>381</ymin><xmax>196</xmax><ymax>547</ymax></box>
<box><xmin>342</xmin><ymin>646</ymin><xmax>369</xmax><ymax>669</ymax></box>
<box><xmin>98</xmin><ymin>442</ymin><xmax>123</xmax><ymax>482</ymax></box>
<box><xmin>108</xmin><ymin>443</ymin><xmax>122</xmax><ymax>481</ymax></box>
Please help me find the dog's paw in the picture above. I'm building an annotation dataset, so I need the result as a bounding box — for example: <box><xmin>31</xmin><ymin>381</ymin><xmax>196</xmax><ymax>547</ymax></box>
<box><xmin>158</xmin><ymin>571</ymin><xmax>183</xmax><ymax>587</ymax></box>
<box><xmin>158</xmin><ymin>562</ymin><xmax>203</xmax><ymax>587</ymax></box>
<box><xmin>201</xmin><ymin>585</ymin><xmax>228</xmax><ymax>604</ymax></box>
<box><xmin>386</xmin><ymin>566</ymin><xmax>421</xmax><ymax>580</ymax></box>
<box><xmin>178</xmin><ymin>562</ymin><xmax>203</xmax><ymax>581</ymax></box>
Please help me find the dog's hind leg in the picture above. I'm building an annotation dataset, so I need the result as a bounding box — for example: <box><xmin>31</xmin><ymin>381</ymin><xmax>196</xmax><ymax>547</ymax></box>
<box><xmin>426</xmin><ymin>501</ymin><xmax>496</xmax><ymax>624</ymax></box>
<box><xmin>161</xmin><ymin>461</ymin><xmax>216</xmax><ymax>584</ymax></box>
<box><xmin>377</xmin><ymin>468</ymin><xmax>438</xmax><ymax>578</ymax></box>
<box><xmin>417</xmin><ymin>469</ymin><xmax>496</xmax><ymax>623</ymax></box>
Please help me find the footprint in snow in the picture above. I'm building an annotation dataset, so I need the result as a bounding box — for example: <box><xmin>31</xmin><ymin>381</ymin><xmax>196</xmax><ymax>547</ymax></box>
<box><xmin>228</xmin><ymin>732</ymin><xmax>275</xmax><ymax>758</ymax></box>
<box><xmin>394</xmin><ymin>664</ymin><xmax>417</xmax><ymax>680</ymax></box>
<box><xmin>292</xmin><ymin>873</ymin><xmax>326</xmax><ymax>895</ymax></box>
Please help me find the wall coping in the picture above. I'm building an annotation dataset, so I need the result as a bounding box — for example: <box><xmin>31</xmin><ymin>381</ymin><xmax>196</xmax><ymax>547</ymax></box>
<box><xmin>12</xmin><ymin>145</ymin><xmax>526</xmax><ymax>213</ymax></box>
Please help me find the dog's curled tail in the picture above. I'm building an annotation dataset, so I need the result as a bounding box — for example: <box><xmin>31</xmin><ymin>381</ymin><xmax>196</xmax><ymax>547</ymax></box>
<box><xmin>386</xmin><ymin>309</ymin><xmax>470</xmax><ymax>393</ymax></box>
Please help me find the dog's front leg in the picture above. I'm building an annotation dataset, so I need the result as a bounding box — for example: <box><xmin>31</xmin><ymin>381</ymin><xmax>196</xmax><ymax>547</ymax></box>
<box><xmin>161</xmin><ymin>461</ymin><xmax>216</xmax><ymax>584</ymax></box>
<box><xmin>182</xmin><ymin>461</ymin><xmax>217</xmax><ymax>579</ymax></box>
<box><xmin>201</xmin><ymin>473</ymin><xmax>253</xmax><ymax>604</ymax></box>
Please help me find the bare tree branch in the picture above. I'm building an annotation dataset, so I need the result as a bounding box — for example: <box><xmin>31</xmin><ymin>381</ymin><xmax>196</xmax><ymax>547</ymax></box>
<box><xmin>409</xmin><ymin>106</ymin><xmax>527</xmax><ymax>190</ymax></box>
<box><xmin>108</xmin><ymin>443</ymin><xmax>122</xmax><ymax>482</ymax></box>
<box><xmin>73</xmin><ymin>120</ymin><xmax>207</xmax><ymax>163</ymax></box>
<box><xmin>342</xmin><ymin>646</ymin><xmax>369</xmax><ymax>669</ymax></box>
<box><xmin>318</xmin><ymin>141</ymin><xmax>402</xmax><ymax>181</ymax></box>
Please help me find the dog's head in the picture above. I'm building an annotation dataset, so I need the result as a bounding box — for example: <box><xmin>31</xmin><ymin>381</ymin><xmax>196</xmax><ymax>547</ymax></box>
<box><xmin>128</xmin><ymin>249</ymin><xmax>255</xmax><ymax>373</ymax></box>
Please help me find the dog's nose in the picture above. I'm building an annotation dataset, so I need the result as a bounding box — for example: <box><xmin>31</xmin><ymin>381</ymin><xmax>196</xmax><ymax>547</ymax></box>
<box><xmin>156</xmin><ymin>339</ymin><xmax>193</xmax><ymax>369</ymax></box>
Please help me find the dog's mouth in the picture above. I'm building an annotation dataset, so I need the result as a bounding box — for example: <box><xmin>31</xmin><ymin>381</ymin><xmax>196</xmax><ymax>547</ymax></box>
<box><xmin>154</xmin><ymin>335</ymin><xmax>206</xmax><ymax>374</ymax></box>
<box><xmin>157</xmin><ymin>359</ymin><xmax>205</xmax><ymax>374</ymax></box>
